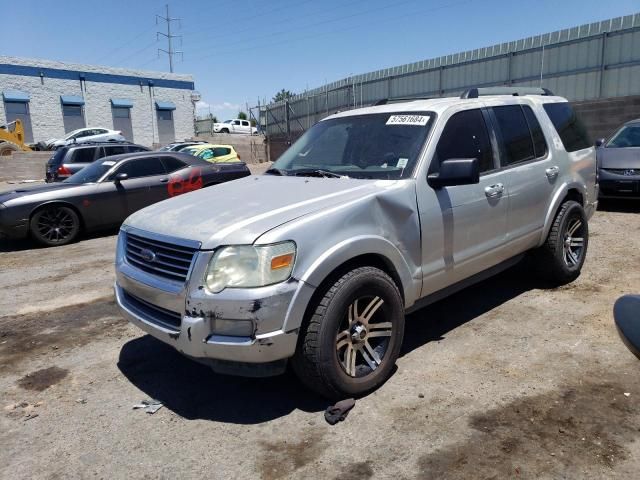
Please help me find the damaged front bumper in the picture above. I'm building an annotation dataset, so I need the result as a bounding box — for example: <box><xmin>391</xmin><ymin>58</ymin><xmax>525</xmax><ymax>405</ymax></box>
<box><xmin>114</xmin><ymin>262</ymin><xmax>309</xmax><ymax>376</ymax></box>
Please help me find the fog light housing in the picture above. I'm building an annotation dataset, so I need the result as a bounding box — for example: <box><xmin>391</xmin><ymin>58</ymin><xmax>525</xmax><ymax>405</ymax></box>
<box><xmin>210</xmin><ymin>318</ymin><xmax>254</xmax><ymax>337</ymax></box>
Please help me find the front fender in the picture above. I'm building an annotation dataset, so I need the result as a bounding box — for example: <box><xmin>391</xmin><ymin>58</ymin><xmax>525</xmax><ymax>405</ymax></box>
<box><xmin>281</xmin><ymin>235</ymin><xmax>417</xmax><ymax>332</ymax></box>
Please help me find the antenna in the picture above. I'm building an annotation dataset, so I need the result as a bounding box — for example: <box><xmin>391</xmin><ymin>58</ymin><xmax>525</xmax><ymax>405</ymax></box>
<box><xmin>156</xmin><ymin>4</ymin><xmax>183</xmax><ymax>73</ymax></box>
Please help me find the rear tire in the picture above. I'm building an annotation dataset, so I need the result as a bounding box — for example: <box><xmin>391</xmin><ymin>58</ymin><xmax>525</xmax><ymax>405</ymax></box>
<box><xmin>0</xmin><ymin>142</ymin><xmax>20</xmax><ymax>157</ymax></box>
<box><xmin>30</xmin><ymin>205</ymin><xmax>81</xmax><ymax>247</ymax></box>
<box><xmin>292</xmin><ymin>266</ymin><xmax>404</xmax><ymax>399</ymax></box>
<box><xmin>532</xmin><ymin>200</ymin><xmax>588</xmax><ymax>285</ymax></box>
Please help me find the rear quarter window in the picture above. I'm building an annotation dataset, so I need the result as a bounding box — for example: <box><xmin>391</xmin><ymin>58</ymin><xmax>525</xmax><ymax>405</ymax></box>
<box><xmin>70</xmin><ymin>148</ymin><xmax>97</xmax><ymax>164</ymax></box>
<box><xmin>543</xmin><ymin>103</ymin><xmax>591</xmax><ymax>152</ymax></box>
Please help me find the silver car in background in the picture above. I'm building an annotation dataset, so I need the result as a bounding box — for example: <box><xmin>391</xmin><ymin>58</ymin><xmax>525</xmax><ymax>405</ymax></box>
<box><xmin>114</xmin><ymin>87</ymin><xmax>597</xmax><ymax>399</ymax></box>
<box><xmin>597</xmin><ymin>118</ymin><xmax>640</xmax><ymax>199</ymax></box>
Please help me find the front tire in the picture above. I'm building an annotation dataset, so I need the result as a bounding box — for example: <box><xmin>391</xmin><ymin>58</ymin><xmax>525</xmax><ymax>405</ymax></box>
<box><xmin>30</xmin><ymin>205</ymin><xmax>81</xmax><ymax>246</ymax></box>
<box><xmin>293</xmin><ymin>266</ymin><xmax>404</xmax><ymax>399</ymax></box>
<box><xmin>533</xmin><ymin>200</ymin><xmax>588</xmax><ymax>285</ymax></box>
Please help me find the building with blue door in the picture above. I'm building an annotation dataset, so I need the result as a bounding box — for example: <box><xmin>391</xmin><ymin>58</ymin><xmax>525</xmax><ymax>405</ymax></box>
<box><xmin>0</xmin><ymin>56</ymin><xmax>197</xmax><ymax>147</ymax></box>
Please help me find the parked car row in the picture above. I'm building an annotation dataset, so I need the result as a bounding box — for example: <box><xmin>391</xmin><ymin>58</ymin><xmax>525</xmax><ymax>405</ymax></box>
<box><xmin>45</xmin><ymin>127</ymin><xmax>126</xmax><ymax>149</ymax></box>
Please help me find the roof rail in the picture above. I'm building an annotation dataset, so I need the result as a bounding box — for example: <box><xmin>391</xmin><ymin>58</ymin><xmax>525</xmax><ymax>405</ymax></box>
<box><xmin>461</xmin><ymin>87</ymin><xmax>554</xmax><ymax>99</ymax></box>
<box><xmin>374</xmin><ymin>96</ymin><xmax>435</xmax><ymax>106</ymax></box>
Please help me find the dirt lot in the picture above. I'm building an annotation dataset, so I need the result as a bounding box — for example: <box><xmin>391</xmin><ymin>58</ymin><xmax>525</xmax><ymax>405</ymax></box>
<box><xmin>1</xmin><ymin>199</ymin><xmax>639</xmax><ymax>479</ymax></box>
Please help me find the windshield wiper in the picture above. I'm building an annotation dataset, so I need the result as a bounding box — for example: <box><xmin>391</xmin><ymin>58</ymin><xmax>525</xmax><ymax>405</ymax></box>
<box><xmin>264</xmin><ymin>167</ymin><xmax>288</xmax><ymax>176</ymax></box>
<box><xmin>293</xmin><ymin>169</ymin><xmax>346</xmax><ymax>178</ymax></box>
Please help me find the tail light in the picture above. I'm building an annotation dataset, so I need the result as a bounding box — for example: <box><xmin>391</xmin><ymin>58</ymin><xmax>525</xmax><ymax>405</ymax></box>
<box><xmin>57</xmin><ymin>165</ymin><xmax>72</xmax><ymax>176</ymax></box>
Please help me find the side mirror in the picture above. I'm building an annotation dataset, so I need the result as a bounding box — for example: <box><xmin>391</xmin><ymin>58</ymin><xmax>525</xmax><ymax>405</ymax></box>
<box><xmin>595</xmin><ymin>138</ymin><xmax>606</xmax><ymax>147</ymax></box>
<box><xmin>114</xmin><ymin>173</ymin><xmax>128</xmax><ymax>183</ymax></box>
<box><xmin>427</xmin><ymin>158</ymin><xmax>480</xmax><ymax>189</ymax></box>
<box><xmin>614</xmin><ymin>294</ymin><xmax>640</xmax><ymax>360</ymax></box>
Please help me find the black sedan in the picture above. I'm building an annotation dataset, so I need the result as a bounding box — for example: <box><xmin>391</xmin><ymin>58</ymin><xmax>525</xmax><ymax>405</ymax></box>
<box><xmin>597</xmin><ymin>118</ymin><xmax>640</xmax><ymax>199</ymax></box>
<box><xmin>0</xmin><ymin>152</ymin><xmax>250</xmax><ymax>246</ymax></box>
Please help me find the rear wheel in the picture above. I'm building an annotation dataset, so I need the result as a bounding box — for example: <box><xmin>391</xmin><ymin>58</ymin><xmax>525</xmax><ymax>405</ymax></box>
<box><xmin>0</xmin><ymin>142</ymin><xmax>20</xmax><ymax>157</ymax></box>
<box><xmin>30</xmin><ymin>205</ymin><xmax>81</xmax><ymax>246</ymax></box>
<box><xmin>532</xmin><ymin>200</ymin><xmax>588</xmax><ymax>285</ymax></box>
<box><xmin>293</xmin><ymin>266</ymin><xmax>404</xmax><ymax>399</ymax></box>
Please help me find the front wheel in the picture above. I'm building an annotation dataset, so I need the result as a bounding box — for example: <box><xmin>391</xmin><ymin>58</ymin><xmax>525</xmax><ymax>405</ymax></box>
<box><xmin>532</xmin><ymin>200</ymin><xmax>588</xmax><ymax>285</ymax></box>
<box><xmin>30</xmin><ymin>205</ymin><xmax>81</xmax><ymax>246</ymax></box>
<box><xmin>293</xmin><ymin>266</ymin><xmax>404</xmax><ymax>399</ymax></box>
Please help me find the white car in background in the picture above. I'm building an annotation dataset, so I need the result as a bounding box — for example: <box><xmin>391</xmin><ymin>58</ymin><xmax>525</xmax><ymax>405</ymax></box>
<box><xmin>46</xmin><ymin>128</ymin><xmax>126</xmax><ymax>149</ymax></box>
<box><xmin>212</xmin><ymin>119</ymin><xmax>257</xmax><ymax>135</ymax></box>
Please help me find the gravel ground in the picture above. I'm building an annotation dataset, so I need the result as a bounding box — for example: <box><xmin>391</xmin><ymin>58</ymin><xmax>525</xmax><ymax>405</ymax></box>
<box><xmin>0</xmin><ymin>200</ymin><xmax>639</xmax><ymax>479</ymax></box>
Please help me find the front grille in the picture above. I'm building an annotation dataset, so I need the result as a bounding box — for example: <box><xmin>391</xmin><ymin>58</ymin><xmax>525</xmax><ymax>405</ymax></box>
<box><xmin>122</xmin><ymin>289</ymin><xmax>182</xmax><ymax>331</ymax></box>
<box><xmin>125</xmin><ymin>232</ymin><xmax>197</xmax><ymax>283</ymax></box>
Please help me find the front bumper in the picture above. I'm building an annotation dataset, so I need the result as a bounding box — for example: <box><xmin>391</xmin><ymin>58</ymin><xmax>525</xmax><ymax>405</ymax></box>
<box><xmin>0</xmin><ymin>207</ymin><xmax>29</xmax><ymax>240</ymax></box>
<box><xmin>598</xmin><ymin>169</ymin><xmax>640</xmax><ymax>199</ymax></box>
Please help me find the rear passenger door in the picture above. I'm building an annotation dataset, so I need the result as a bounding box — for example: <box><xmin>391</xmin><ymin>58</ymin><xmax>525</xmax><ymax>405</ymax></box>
<box><xmin>488</xmin><ymin>104</ymin><xmax>555</xmax><ymax>249</ymax></box>
<box><xmin>421</xmin><ymin>108</ymin><xmax>509</xmax><ymax>294</ymax></box>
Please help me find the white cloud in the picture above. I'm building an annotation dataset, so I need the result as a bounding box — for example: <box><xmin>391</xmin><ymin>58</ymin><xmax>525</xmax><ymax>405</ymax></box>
<box><xmin>212</xmin><ymin>101</ymin><xmax>241</xmax><ymax>111</ymax></box>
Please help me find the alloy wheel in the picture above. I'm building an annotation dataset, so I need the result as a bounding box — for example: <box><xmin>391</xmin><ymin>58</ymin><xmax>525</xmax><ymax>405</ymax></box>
<box><xmin>563</xmin><ymin>217</ymin><xmax>585</xmax><ymax>267</ymax></box>
<box><xmin>36</xmin><ymin>208</ymin><xmax>76</xmax><ymax>243</ymax></box>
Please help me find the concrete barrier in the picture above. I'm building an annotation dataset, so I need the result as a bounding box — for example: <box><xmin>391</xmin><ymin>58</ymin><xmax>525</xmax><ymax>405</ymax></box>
<box><xmin>0</xmin><ymin>151</ymin><xmax>51</xmax><ymax>182</ymax></box>
<box><xmin>191</xmin><ymin>134</ymin><xmax>269</xmax><ymax>164</ymax></box>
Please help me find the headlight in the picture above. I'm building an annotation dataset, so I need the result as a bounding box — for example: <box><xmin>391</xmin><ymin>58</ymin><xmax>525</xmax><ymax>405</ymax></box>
<box><xmin>205</xmin><ymin>241</ymin><xmax>296</xmax><ymax>293</ymax></box>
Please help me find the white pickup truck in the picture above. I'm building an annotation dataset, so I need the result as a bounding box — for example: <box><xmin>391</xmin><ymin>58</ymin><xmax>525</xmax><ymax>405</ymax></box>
<box><xmin>212</xmin><ymin>119</ymin><xmax>257</xmax><ymax>135</ymax></box>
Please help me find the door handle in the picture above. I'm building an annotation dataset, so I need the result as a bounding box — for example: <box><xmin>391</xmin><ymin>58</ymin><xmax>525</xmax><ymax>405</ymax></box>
<box><xmin>484</xmin><ymin>183</ymin><xmax>504</xmax><ymax>198</ymax></box>
<box><xmin>159</xmin><ymin>178</ymin><xmax>169</xmax><ymax>183</ymax></box>
<box><xmin>545</xmin><ymin>166</ymin><xmax>560</xmax><ymax>179</ymax></box>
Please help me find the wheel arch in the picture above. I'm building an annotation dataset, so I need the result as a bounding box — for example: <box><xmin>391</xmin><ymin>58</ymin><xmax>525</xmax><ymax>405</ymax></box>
<box><xmin>29</xmin><ymin>201</ymin><xmax>85</xmax><ymax>231</ymax></box>
<box><xmin>540</xmin><ymin>182</ymin><xmax>586</xmax><ymax>246</ymax></box>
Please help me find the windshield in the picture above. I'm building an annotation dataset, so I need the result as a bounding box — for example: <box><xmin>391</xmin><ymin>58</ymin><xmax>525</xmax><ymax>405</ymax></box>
<box><xmin>181</xmin><ymin>146</ymin><xmax>199</xmax><ymax>156</ymax></box>
<box><xmin>270</xmin><ymin>112</ymin><xmax>434</xmax><ymax>179</ymax></box>
<box><xmin>224</xmin><ymin>120</ymin><xmax>233</xmax><ymax>124</ymax></box>
<box><xmin>64</xmin><ymin>129</ymin><xmax>84</xmax><ymax>140</ymax></box>
<box><xmin>607</xmin><ymin>124</ymin><xmax>640</xmax><ymax>148</ymax></box>
<box><xmin>64</xmin><ymin>159</ymin><xmax>116</xmax><ymax>183</ymax></box>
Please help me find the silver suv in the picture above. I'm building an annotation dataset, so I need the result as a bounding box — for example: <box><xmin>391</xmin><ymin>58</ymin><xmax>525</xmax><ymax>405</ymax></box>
<box><xmin>114</xmin><ymin>87</ymin><xmax>598</xmax><ymax>399</ymax></box>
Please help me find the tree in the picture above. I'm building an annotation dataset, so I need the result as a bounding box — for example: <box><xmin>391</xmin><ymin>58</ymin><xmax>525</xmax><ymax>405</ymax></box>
<box><xmin>237</xmin><ymin>111</ymin><xmax>248</xmax><ymax>120</ymax></box>
<box><xmin>272</xmin><ymin>89</ymin><xmax>294</xmax><ymax>103</ymax></box>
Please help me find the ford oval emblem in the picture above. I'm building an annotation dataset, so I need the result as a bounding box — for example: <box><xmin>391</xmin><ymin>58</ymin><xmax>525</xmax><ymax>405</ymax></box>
<box><xmin>139</xmin><ymin>248</ymin><xmax>157</xmax><ymax>263</ymax></box>
<box><xmin>623</xmin><ymin>169</ymin><xmax>636</xmax><ymax>176</ymax></box>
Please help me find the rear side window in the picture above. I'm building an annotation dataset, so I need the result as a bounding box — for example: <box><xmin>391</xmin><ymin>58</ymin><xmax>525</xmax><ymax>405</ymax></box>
<box><xmin>128</xmin><ymin>145</ymin><xmax>148</xmax><ymax>153</ymax></box>
<box><xmin>161</xmin><ymin>156</ymin><xmax>187</xmax><ymax>172</ymax></box>
<box><xmin>492</xmin><ymin>105</ymin><xmax>535</xmax><ymax>166</ymax></box>
<box><xmin>522</xmin><ymin>106</ymin><xmax>547</xmax><ymax>158</ymax></box>
<box><xmin>543</xmin><ymin>103</ymin><xmax>591</xmax><ymax>152</ymax></box>
<box><xmin>70</xmin><ymin>148</ymin><xmax>96</xmax><ymax>164</ymax></box>
<box><xmin>212</xmin><ymin>147</ymin><xmax>231</xmax><ymax>156</ymax></box>
<box><xmin>435</xmin><ymin>109</ymin><xmax>494</xmax><ymax>173</ymax></box>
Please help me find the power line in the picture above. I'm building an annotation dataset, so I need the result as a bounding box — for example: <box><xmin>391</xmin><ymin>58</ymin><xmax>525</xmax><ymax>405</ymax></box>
<box><xmin>95</xmin><ymin>25</ymin><xmax>157</xmax><ymax>64</ymax></box>
<box><xmin>113</xmin><ymin>39</ymin><xmax>158</xmax><ymax>66</ymax></box>
<box><xmin>156</xmin><ymin>4</ymin><xmax>183</xmax><ymax>73</ymax></box>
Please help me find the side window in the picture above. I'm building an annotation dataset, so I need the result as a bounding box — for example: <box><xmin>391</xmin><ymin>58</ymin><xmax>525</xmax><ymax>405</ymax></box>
<box><xmin>127</xmin><ymin>146</ymin><xmax>148</xmax><ymax>153</ymax></box>
<box><xmin>492</xmin><ymin>105</ymin><xmax>535</xmax><ymax>166</ymax></box>
<box><xmin>70</xmin><ymin>148</ymin><xmax>96</xmax><ymax>164</ymax></box>
<box><xmin>242</xmin><ymin>121</ymin><xmax>249</xmax><ymax>127</ymax></box>
<box><xmin>161</xmin><ymin>157</ymin><xmax>187</xmax><ymax>173</ymax></box>
<box><xmin>522</xmin><ymin>106</ymin><xmax>547</xmax><ymax>158</ymax></box>
<box><xmin>212</xmin><ymin>147</ymin><xmax>231</xmax><ymax>157</ymax></box>
<box><xmin>435</xmin><ymin>109</ymin><xmax>494</xmax><ymax>173</ymax></box>
<box><xmin>113</xmin><ymin>158</ymin><xmax>166</xmax><ymax>179</ymax></box>
<box><xmin>233</xmin><ymin>120</ymin><xmax>241</xmax><ymax>126</ymax></box>
<box><xmin>543</xmin><ymin>103</ymin><xmax>591</xmax><ymax>152</ymax></box>
<box><xmin>201</xmin><ymin>150</ymin><xmax>214</xmax><ymax>160</ymax></box>
<box><xmin>105</xmin><ymin>146</ymin><xmax>127</xmax><ymax>156</ymax></box>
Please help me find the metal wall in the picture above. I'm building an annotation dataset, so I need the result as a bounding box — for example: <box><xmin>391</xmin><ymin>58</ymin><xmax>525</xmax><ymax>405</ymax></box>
<box><xmin>261</xmin><ymin>13</ymin><xmax>640</xmax><ymax>138</ymax></box>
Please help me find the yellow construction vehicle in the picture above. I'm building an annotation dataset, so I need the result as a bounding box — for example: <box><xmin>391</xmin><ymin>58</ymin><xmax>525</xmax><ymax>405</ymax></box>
<box><xmin>0</xmin><ymin>119</ymin><xmax>32</xmax><ymax>156</ymax></box>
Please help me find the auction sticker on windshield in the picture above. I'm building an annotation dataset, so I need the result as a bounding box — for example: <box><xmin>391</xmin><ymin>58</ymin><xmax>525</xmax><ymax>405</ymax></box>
<box><xmin>386</xmin><ymin>115</ymin><xmax>430</xmax><ymax>126</ymax></box>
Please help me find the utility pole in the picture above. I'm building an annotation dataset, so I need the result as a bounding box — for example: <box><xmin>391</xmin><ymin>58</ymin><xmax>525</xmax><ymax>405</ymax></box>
<box><xmin>156</xmin><ymin>4</ymin><xmax>182</xmax><ymax>73</ymax></box>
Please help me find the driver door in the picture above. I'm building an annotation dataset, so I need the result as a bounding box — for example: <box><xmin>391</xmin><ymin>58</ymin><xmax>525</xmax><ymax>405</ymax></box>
<box><xmin>108</xmin><ymin>157</ymin><xmax>169</xmax><ymax>216</ymax></box>
<box><xmin>419</xmin><ymin>107</ymin><xmax>510</xmax><ymax>296</ymax></box>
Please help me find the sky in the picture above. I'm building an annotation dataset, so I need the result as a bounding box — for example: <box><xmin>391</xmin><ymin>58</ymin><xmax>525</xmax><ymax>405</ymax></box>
<box><xmin>2</xmin><ymin>0</ymin><xmax>639</xmax><ymax>121</ymax></box>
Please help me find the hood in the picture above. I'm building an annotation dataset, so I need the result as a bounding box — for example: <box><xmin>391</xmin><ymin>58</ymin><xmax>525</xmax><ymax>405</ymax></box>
<box><xmin>598</xmin><ymin>147</ymin><xmax>640</xmax><ymax>169</ymax></box>
<box><xmin>124</xmin><ymin>175</ymin><xmax>391</xmax><ymax>248</ymax></box>
<box><xmin>0</xmin><ymin>182</ymin><xmax>81</xmax><ymax>204</ymax></box>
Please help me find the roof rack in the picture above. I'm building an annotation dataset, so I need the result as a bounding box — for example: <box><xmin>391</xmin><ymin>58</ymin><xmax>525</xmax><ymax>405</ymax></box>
<box><xmin>460</xmin><ymin>87</ymin><xmax>554</xmax><ymax>99</ymax></box>
<box><xmin>374</xmin><ymin>96</ymin><xmax>435</xmax><ymax>106</ymax></box>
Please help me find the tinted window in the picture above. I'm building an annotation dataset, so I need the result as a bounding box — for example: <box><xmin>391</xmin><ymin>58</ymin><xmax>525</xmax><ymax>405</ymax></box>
<box><xmin>212</xmin><ymin>147</ymin><xmax>231</xmax><ymax>156</ymax></box>
<box><xmin>522</xmin><ymin>106</ymin><xmax>547</xmax><ymax>158</ymax></box>
<box><xmin>63</xmin><ymin>105</ymin><xmax>83</xmax><ymax>117</ymax></box>
<box><xmin>543</xmin><ymin>103</ymin><xmax>591</xmax><ymax>152</ymax></box>
<box><xmin>242</xmin><ymin>121</ymin><xmax>249</xmax><ymax>126</ymax></box>
<box><xmin>104</xmin><ymin>146</ymin><xmax>127</xmax><ymax>156</ymax></box>
<box><xmin>435</xmin><ymin>109</ymin><xmax>494</xmax><ymax>173</ymax></box>
<box><xmin>65</xmin><ymin>159</ymin><xmax>115</xmax><ymax>183</ymax></box>
<box><xmin>161</xmin><ymin>156</ymin><xmax>187</xmax><ymax>172</ymax></box>
<box><xmin>157</xmin><ymin>110</ymin><xmax>173</xmax><ymax>121</ymax></box>
<box><xmin>112</xmin><ymin>107</ymin><xmax>130</xmax><ymax>119</ymax></box>
<box><xmin>5</xmin><ymin>102</ymin><xmax>28</xmax><ymax>115</ymax></box>
<box><xmin>127</xmin><ymin>145</ymin><xmax>148</xmax><ymax>153</ymax></box>
<box><xmin>606</xmin><ymin>124</ymin><xmax>640</xmax><ymax>148</ymax></box>
<box><xmin>70</xmin><ymin>148</ymin><xmax>96</xmax><ymax>164</ymax></box>
<box><xmin>492</xmin><ymin>105</ymin><xmax>535</xmax><ymax>166</ymax></box>
<box><xmin>113</xmin><ymin>158</ymin><xmax>166</xmax><ymax>179</ymax></box>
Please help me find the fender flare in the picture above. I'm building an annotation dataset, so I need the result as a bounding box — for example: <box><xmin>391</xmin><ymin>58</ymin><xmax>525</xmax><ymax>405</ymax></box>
<box><xmin>282</xmin><ymin>235</ymin><xmax>418</xmax><ymax>332</ymax></box>
<box><xmin>29</xmin><ymin>200</ymin><xmax>84</xmax><ymax>229</ymax></box>
<box><xmin>540</xmin><ymin>181</ymin><xmax>587</xmax><ymax>246</ymax></box>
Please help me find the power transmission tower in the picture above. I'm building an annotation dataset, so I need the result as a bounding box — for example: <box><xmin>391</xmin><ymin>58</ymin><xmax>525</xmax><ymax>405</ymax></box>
<box><xmin>156</xmin><ymin>4</ymin><xmax>182</xmax><ymax>73</ymax></box>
